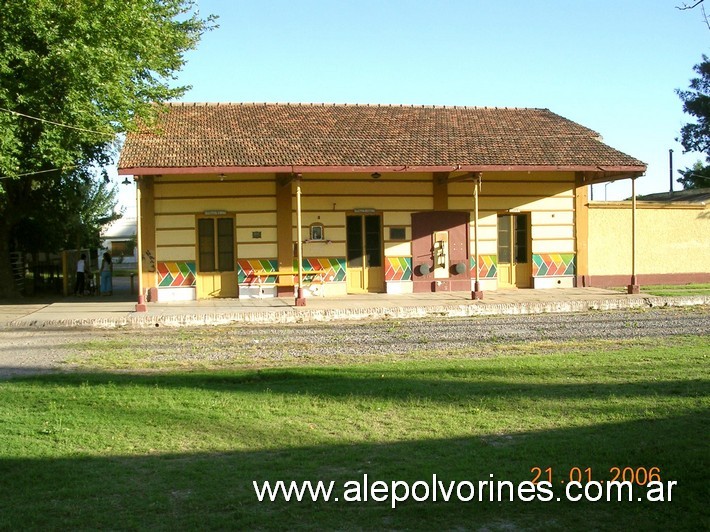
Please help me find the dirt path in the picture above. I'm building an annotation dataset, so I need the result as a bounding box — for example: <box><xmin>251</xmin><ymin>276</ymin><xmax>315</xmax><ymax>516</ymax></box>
<box><xmin>0</xmin><ymin>306</ymin><xmax>708</xmax><ymax>378</ymax></box>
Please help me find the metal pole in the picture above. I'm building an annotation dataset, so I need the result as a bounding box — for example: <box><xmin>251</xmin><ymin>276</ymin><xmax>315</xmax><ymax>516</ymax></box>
<box><xmin>669</xmin><ymin>149</ymin><xmax>674</xmax><ymax>195</ymax></box>
<box><xmin>295</xmin><ymin>175</ymin><xmax>306</xmax><ymax>306</ymax></box>
<box><xmin>627</xmin><ymin>177</ymin><xmax>639</xmax><ymax>294</ymax></box>
<box><xmin>472</xmin><ymin>173</ymin><xmax>483</xmax><ymax>300</ymax></box>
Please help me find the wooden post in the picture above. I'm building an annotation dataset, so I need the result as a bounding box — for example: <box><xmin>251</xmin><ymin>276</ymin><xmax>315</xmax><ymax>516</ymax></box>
<box><xmin>135</xmin><ymin>178</ymin><xmax>147</xmax><ymax>311</ymax></box>
<box><xmin>295</xmin><ymin>175</ymin><xmax>306</xmax><ymax>306</ymax></box>
<box><xmin>472</xmin><ymin>173</ymin><xmax>483</xmax><ymax>300</ymax></box>
<box><xmin>627</xmin><ymin>177</ymin><xmax>640</xmax><ymax>294</ymax></box>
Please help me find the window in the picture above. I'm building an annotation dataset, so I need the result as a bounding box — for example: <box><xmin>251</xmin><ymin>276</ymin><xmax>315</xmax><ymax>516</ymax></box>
<box><xmin>514</xmin><ymin>214</ymin><xmax>528</xmax><ymax>264</ymax></box>
<box><xmin>497</xmin><ymin>213</ymin><xmax>529</xmax><ymax>265</ymax></box>
<box><xmin>198</xmin><ymin>217</ymin><xmax>234</xmax><ymax>272</ymax></box>
<box><xmin>389</xmin><ymin>227</ymin><xmax>406</xmax><ymax>241</ymax></box>
<box><xmin>497</xmin><ymin>215</ymin><xmax>511</xmax><ymax>264</ymax></box>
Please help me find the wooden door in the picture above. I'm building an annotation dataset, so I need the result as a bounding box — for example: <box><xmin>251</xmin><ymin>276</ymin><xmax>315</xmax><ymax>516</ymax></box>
<box><xmin>196</xmin><ymin>216</ymin><xmax>238</xmax><ymax>298</ymax></box>
<box><xmin>497</xmin><ymin>213</ymin><xmax>531</xmax><ymax>288</ymax></box>
<box><xmin>346</xmin><ymin>214</ymin><xmax>384</xmax><ymax>293</ymax></box>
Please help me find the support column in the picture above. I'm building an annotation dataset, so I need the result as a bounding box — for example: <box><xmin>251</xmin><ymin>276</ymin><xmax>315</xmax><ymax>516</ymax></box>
<box><xmin>574</xmin><ymin>172</ymin><xmax>589</xmax><ymax>287</ymax></box>
<box><xmin>295</xmin><ymin>174</ymin><xmax>306</xmax><ymax>306</ymax></box>
<box><xmin>276</xmin><ymin>173</ymin><xmax>294</xmax><ymax>296</ymax></box>
<box><xmin>472</xmin><ymin>173</ymin><xmax>483</xmax><ymax>300</ymax></box>
<box><xmin>433</xmin><ymin>172</ymin><xmax>448</xmax><ymax>210</ymax></box>
<box><xmin>135</xmin><ymin>177</ymin><xmax>146</xmax><ymax>311</ymax></box>
<box><xmin>627</xmin><ymin>177</ymin><xmax>640</xmax><ymax>294</ymax></box>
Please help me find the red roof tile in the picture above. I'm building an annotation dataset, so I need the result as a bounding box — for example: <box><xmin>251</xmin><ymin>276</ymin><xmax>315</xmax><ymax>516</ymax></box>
<box><xmin>118</xmin><ymin>103</ymin><xmax>646</xmax><ymax>173</ymax></box>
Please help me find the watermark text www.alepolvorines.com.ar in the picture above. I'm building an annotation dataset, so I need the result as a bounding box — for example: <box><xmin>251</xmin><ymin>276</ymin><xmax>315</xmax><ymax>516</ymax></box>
<box><xmin>253</xmin><ymin>474</ymin><xmax>677</xmax><ymax>508</ymax></box>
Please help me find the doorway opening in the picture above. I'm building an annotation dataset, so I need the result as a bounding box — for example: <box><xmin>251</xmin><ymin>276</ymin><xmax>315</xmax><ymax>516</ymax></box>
<box><xmin>346</xmin><ymin>214</ymin><xmax>384</xmax><ymax>293</ymax></box>
<box><xmin>497</xmin><ymin>213</ymin><xmax>531</xmax><ymax>288</ymax></box>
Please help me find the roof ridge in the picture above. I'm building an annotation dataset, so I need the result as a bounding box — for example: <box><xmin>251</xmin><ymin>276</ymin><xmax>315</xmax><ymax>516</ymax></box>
<box><xmin>163</xmin><ymin>101</ymin><xmax>551</xmax><ymax>111</ymax></box>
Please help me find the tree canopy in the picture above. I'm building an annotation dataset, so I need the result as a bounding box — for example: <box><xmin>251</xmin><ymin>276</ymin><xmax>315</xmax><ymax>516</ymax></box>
<box><xmin>677</xmin><ymin>55</ymin><xmax>710</xmax><ymax>189</ymax></box>
<box><xmin>0</xmin><ymin>0</ymin><xmax>215</xmax><ymax>297</ymax></box>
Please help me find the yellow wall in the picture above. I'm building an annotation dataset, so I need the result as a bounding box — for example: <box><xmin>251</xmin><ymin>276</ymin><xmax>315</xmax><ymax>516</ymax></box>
<box><xmin>150</xmin><ymin>171</ymin><xmax>581</xmax><ymax>294</ymax></box>
<box><xmin>588</xmin><ymin>202</ymin><xmax>710</xmax><ymax>275</ymax></box>
<box><xmin>152</xmin><ymin>171</ymin><xmax>578</xmax><ymax>263</ymax></box>
<box><xmin>296</xmin><ymin>172</ymin><xmax>433</xmax><ymax>259</ymax></box>
<box><xmin>449</xmin><ymin>172</ymin><xmax>576</xmax><ymax>257</ymax></box>
<box><xmin>154</xmin><ymin>174</ymin><xmax>277</xmax><ymax>261</ymax></box>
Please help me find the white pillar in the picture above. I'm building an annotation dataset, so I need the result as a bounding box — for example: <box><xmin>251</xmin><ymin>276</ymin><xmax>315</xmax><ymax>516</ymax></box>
<box><xmin>295</xmin><ymin>175</ymin><xmax>306</xmax><ymax>305</ymax></box>
<box><xmin>135</xmin><ymin>178</ymin><xmax>147</xmax><ymax>311</ymax></box>
<box><xmin>472</xmin><ymin>173</ymin><xmax>483</xmax><ymax>299</ymax></box>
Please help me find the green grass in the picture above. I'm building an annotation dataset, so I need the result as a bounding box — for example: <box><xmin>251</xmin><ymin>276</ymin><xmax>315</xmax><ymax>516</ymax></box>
<box><xmin>0</xmin><ymin>336</ymin><xmax>708</xmax><ymax>530</ymax></box>
<box><xmin>640</xmin><ymin>283</ymin><xmax>710</xmax><ymax>297</ymax></box>
<box><xmin>609</xmin><ymin>283</ymin><xmax>710</xmax><ymax>297</ymax></box>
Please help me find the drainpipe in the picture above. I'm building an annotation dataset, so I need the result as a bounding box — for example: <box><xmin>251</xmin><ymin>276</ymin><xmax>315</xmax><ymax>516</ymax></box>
<box><xmin>295</xmin><ymin>174</ymin><xmax>306</xmax><ymax>306</ymax></box>
<box><xmin>627</xmin><ymin>177</ymin><xmax>640</xmax><ymax>294</ymax></box>
<box><xmin>472</xmin><ymin>173</ymin><xmax>483</xmax><ymax>300</ymax></box>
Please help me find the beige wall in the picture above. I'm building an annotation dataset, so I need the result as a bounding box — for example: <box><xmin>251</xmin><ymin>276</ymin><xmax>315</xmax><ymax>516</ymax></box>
<box><xmin>296</xmin><ymin>172</ymin><xmax>432</xmax><ymax>259</ymax></box>
<box><xmin>588</xmin><ymin>202</ymin><xmax>710</xmax><ymax>280</ymax></box>
<box><xmin>154</xmin><ymin>173</ymin><xmax>277</xmax><ymax>261</ymax></box>
<box><xmin>450</xmin><ymin>172</ymin><xmax>576</xmax><ymax>257</ymax></box>
<box><xmin>152</xmin><ymin>172</ymin><xmax>577</xmax><ymax>262</ymax></box>
<box><xmin>148</xmin><ymin>171</ymin><xmax>583</xmax><ymax>296</ymax></box>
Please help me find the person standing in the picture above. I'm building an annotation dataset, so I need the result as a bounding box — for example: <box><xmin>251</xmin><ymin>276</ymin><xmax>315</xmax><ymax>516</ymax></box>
<box><xmin>100</xmin><ymin>252</ymin><xmax>113</xmax><ymax>296</ymax></box>
<box><xmin>74</xmin><ymin>253</ymin><xmax>87</xmax><ymax>296</ymax></box>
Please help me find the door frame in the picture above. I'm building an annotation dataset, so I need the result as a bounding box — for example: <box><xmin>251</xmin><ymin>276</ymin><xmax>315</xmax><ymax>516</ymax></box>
<box><xmin>195</xmin><ymin>213</ymin><xmax>238</xmax><ymax>298</ymax></box>
<box><xmin>345</xmin><ymin>212</ymin><xmax>385</xmax><ymax>293</ymax></box>
<box><xmin>497</xmin><ymin>212</ymin><xmax>532</xmax><ymax>288</ymax></box>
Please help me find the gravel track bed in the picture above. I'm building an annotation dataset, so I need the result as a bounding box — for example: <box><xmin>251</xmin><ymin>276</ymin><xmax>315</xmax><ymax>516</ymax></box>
<box><xmin>0</xmin><ymin>307</ymin><xmax>708</xmax><ymax>376</ymax></box>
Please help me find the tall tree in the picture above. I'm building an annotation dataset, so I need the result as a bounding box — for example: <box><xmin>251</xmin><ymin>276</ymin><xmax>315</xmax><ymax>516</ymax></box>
<box><xmin>0</xmin><ymin>0</ymin><xmax>215</xmax><ymax>297</ymax></box>
<box><xmin>677</xmin><ymin>56</ymin><xmax>710</xmax><ymax>189</ymax></box>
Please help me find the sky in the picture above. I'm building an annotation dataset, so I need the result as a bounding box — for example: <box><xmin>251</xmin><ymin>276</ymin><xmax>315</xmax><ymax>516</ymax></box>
<box><xmin>116</xmin><ymin>0</ymin><xmax>709</xmax><ymax>210</ymax></box>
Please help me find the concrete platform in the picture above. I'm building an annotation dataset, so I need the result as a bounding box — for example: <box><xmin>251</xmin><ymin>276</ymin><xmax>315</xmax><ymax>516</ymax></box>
<box><xmin>1</xmin><ymin>287</ymin><xmax>708</xmax><ymax>328</ymax></box>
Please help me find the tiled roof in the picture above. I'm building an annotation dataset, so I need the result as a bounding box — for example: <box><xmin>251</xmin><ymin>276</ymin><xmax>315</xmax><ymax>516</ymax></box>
<box><xmin>118</xmin><ymin>103</ymin><xmax>646</xmax><ymax>172</ymax></box>
<box><xmin>637</xmin><ymin>188</ymin><xmax>710</xmax><ymax>203</ymax></box>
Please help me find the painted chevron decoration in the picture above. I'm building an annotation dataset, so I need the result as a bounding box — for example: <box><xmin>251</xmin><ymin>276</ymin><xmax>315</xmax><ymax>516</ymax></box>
<box><xmin>157</xmin><ymin>261</ymin><xmax>196</xmax><ymax>287</ymax></box>
<box><xmin>470</xmin><ymin>255</ymin><xmax>497</xmax><ymax>279</ymax></box>
<box><xmin>385</xmin><ymin>257</ymin><xmax>412</xmax><ymax>281</ymax></box>
<box><xmin>238</xmin><ymin>258</ymin><xmax>347</xmax><ymax>284</ymax></box>
<box><xmin>533</xmin><ymin>253</ymin><xmax>576</xmax><ymax>277</ymax></box>
<box><xmin>294</xmin><ymin>258</ymin><xmax>347</xmax><ymax>283</ymax></box>
<box><xmin>237</xmin><ymin>259</ymin><xmax>278</xmax><ymax>283</ymax></box>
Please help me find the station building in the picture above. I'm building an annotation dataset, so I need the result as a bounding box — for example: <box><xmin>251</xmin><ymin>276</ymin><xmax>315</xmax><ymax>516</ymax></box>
<box><xmin>118</xmin><ymin>103</ymin><xmax>647</xmax><ymax>302</ymax></box>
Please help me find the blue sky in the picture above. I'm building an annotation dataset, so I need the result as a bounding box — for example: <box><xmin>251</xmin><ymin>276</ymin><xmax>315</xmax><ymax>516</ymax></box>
<box><xmin>118</xmin><ymin>0</ymin><xmax>709</xmax><ymax>208</ymax></box>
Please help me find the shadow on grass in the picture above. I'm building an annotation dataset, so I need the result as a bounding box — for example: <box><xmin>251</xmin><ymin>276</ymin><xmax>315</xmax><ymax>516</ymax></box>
<box><xmin>0</xmin><ymin>369</ymin><xmax>708</xmax><ymax>530</ymax></box>
<box><xmin>0</xmin><ymin>412</ymin><xmax>707</xmax><ymax>531</ymax></box>
<box><xmin>1</xmin><ymin>367</ymin><xmax>706</xmax><ymax>403</ymax></box>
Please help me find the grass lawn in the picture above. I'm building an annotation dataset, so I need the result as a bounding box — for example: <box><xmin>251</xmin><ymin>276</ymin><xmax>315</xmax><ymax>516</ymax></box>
<box><xmin>608</xmin><ymin>283</ymin><xmax>710</xmax><ymax>297</ymax></box>
<box><xmin>0</xmin><ymin>336</ymin><xmax>707</xmax><ymax>530</ymax></box>
<box><xmin>640</xmin><ymin>283</ymin><xmax>710</xmax><ymax>297</ymax></box>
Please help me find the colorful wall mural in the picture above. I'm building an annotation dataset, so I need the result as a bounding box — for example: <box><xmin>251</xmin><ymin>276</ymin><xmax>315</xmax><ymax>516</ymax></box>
<box><xmin>385</xmin><ymin>257</ymin><xmax>413</xmax><ymax>282</ymax></box>
<box><xmin>157</xmin><ymin>261</ymin><xmax>197</xmax><ymax>287</ymax></box>
<box><xmin>470</xmin><ymin>255</ymin><xmax>498</xmax><ymax>279</ymax></box>
<box><xmin>532</xmin><ymin>253</ymin><xmax>576</xmax><ymax>277</ymax></box>
<box><xmin>237</xmin><ymin>258</ymin><xmax>346</xmax><ymax>284</ymax></box>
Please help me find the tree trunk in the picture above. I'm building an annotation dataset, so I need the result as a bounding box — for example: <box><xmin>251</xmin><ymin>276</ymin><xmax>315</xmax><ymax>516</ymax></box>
<box><xmin>0</xmin><ymin>221</ymin><xmax>20</xmax><ymax>299</ymax></box>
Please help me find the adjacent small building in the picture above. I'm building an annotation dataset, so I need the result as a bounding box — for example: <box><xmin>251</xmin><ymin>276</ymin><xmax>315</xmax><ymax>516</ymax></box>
<box><xmin>101</xmin><ymin>215</ymin><xmax>137</xmax><ymax>264</ymax></box>
<box><xmin>118</xmin><ymin>103</ymin><xmax>647</xmax><ymax>302</ymax></box>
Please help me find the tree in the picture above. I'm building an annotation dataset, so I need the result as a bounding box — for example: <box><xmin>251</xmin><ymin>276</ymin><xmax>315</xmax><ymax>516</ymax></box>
<box><xmin>0</xmin><ymin>1</ymin><xmax>215</xmax><ymax>297</ymax></box>
<box><xmin>677</xmin><ymin>161</ymin><xmax>710</xmax><ymax>189</ymax></box>
<box><xmin>677</xmin><ymin>56</ymin><xmax>710</xmax><ymax>189</ymax></box>
<box><xmin>677</xmin><ymin>0</ymin><xmax>710</xmax><ymax>30</ymax></box>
